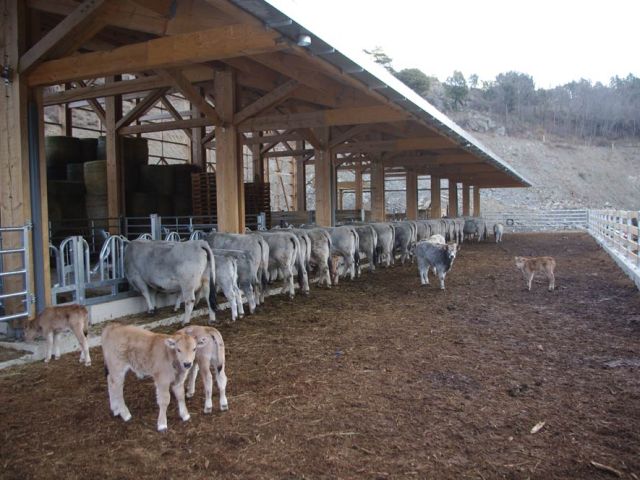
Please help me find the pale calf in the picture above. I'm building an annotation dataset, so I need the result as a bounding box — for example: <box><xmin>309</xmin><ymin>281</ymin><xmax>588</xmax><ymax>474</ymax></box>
<box><xmin>515</xmin><ymin>256</ymin><xmax>556</xmax><ymax>291</ymax></box>
<box><xmin>494</xmin><ymin>223</ymin><xmax>505</xmax><ymax>243</ymax></box>
<box><xmin>101</xmin><ymin>323</ymin><xmax>206</xmax><ymax>431</ymax></box>
<box><xmin>178</xmin><ymin>325</ymin><xmax>228</xmax><ymax>414</ymax></box>
<box><xmin>24</xmin><ymin>304</ymin><xmax>91</xmax><ymax>366</ymax></box>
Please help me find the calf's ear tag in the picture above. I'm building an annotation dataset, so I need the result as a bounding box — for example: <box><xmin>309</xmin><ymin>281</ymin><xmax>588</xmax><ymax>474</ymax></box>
<box><xmin>165</xmin><ymin>338</ymin><xmax>177</xmax><ymax>349</ymax></box>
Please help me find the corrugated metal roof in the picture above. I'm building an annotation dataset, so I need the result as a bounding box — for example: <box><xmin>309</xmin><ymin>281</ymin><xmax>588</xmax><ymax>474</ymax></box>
<box><xmin>227</xmin><ymin>0</ymin><xmax>531</xmax><ymax>187</ymax></box>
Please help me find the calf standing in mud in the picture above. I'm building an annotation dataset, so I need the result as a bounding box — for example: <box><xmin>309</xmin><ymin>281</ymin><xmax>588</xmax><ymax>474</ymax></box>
<box><xmin>415</xmin><ymin>241</ymin><xmax>458</xmax><ymax>290</ymax></box>
<box><xmin>515</xmin><ymin>256</ymin><xmax>556</xmax><ymax>291</ymax></box>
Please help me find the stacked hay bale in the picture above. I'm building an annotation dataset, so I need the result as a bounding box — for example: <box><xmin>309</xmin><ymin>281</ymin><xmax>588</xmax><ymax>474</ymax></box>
<box><xmin>45</xmin><ymin>136</ymin><xmax>87</xmax><ymax>223</ymax></box>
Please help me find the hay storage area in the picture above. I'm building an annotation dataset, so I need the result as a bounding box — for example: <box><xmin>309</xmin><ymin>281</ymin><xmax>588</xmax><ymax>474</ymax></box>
<box><xmin>1</xmin><ymin>232</ymin><xmax>639</xmax><ymax>479</ymax></box>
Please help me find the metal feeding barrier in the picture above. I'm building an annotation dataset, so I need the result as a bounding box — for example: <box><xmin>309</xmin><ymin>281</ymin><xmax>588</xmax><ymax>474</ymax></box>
<box><xmin>0</xmin><ymin>225</ymin><xmax>33</xmax><ymax>337</ymax></box>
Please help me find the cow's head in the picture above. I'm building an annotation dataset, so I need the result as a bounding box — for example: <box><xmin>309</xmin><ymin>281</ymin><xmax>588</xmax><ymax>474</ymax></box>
<box><xmin>446</xmin><ymin>243</ymin><xmax>458</xmax><ymax>261</ymax></box>
<box><xmin>330</xmin><ymin>254</ymin><xmax>343</xmax><ymax>283</ymax></box>
<box><xmin>514</xmin><ymin>256</ymin><xmax>526</xmax><ymax>270</ymax></box>
<box><xmin>165</xmin><ymin>333</ymin><xmax>203</xmax><ymax>370</ymax></box>
<box><xmin>23</xmin><ymin>319</ymin><xmax>41</xmax><ymax>342</ymax></box>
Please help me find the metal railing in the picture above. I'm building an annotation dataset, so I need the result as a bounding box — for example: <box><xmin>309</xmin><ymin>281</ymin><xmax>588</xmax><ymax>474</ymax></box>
<box><xmin>588</xmin><ymin>209</ymin><xmax>640</xmax><ymax>289</ymax></box>
<box><xmin>482</xmin><ymin>209</ymin><xmax>588</xmax><ymax>232</ymax></box>
<box><xmin>0</xmin><ymin>225</ymin><xmax>33</xmax><ymax>331</ymax></box>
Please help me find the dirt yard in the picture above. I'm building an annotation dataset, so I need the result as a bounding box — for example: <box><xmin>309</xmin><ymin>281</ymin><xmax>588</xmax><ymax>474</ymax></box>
<box><xmin>1</xmin><ymin>232</ymin><xmax>639</xmax><ymax>479</ymax></box>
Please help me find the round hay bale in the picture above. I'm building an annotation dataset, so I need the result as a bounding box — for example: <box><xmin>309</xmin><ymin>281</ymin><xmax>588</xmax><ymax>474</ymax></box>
<box><xmin>45</xmin><ymin>136</ymin><xmax>82</xmax><ymax>167</ymax></box>
<box><xmin>66</xmin><ymin>163</ymin><xmax>84</xmax><ymax>182</ymax></box>
<box><xmin>126</xmin><ymin>192</ymin><xmax>157</xmax><ymax>217</ymax></box>
<box><xmin>85</xmin><ymin>194</ymin><xmax>108</xmax><ymax>226</ymax></box>
<box><xmin>173</xmin><ymin>194</ymin><xmax>191</xmax><ymax>216</ymax></box>
<box><xmin>156</xmin><ymin>195</ymin><xmax>173</xmax><ymax>216</ymax></box>
<box><xmin>46</xmin><ymin>166</ymin><xmax>67</xmax><ymax>181</ymax></box>
<box><xmin>83</xmin><ymin>160</ymin><xmax>107</xmax><ymax>195</ymax></box>
<box><xmin>96</xmin><ymin>136</ymin><xmax>106</xmax><ymax>160</ymax></box>
<box><xmin>78</xmin><ymin>138</ymin><xmax>98</xmax><ymax>163</ymax></box>
<box><xmin>139</xmin><ymin>165</ymin><xmax>175</xmax><ymax>195</ymax></box>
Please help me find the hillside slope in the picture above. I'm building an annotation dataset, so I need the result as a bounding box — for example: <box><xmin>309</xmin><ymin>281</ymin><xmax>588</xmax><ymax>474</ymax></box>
<box><xmin>472</xmin><ymin>132</ymin><xmax>640</xmax><ymax>212</ymax></box>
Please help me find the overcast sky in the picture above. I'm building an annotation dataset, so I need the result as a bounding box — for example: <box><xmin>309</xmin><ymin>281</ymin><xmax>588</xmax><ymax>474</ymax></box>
<box><xmin>277</xmin><ymin>0</ymin><xmax>639</xmax><ymax>89</ymax></box>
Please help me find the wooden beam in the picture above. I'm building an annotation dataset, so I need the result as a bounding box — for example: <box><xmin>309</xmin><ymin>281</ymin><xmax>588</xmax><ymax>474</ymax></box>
<box><xmin>263</xmin><ymin>149</ymin><xmax>314</xmax><ymax>159</ymax></box>
<box><xmin>335</xmin><ymin>136</ymin><xmax>456</xmax><ymax>154</ymax></box>
<box><xmin>354</xmin><ymin>163</ymin><xmax>363</xmax><ymax>211</ymax></box>
<box><xmin>462</xmin><ymin>183</ymin><xmax>471</xmax><ymax>216</ymax></box>
<box><xmin>430</xmin><ymin>176</ymin><xmax>441</xmax><ymax>219</ymax></box>
<box><xmin>406</xmin><ymin>170</ymin><xmax>418</xmax><ymax>220</ymax></box>
<box><xmin>115</xmin><ymin>87</ymin><xmax>168</xmax><ymax>130</ymax></box>
<box><xmin>42</xmin><ymin>66</ymin><xmax>214</xmax><ymax>105</ymax></box>
<box><xmin>27</xmin><ymin>24</ymin><xmax>283</xmax><ymax>86</ymax></box>
<box><xmin>159</xmin><ymin>69</ymin><xmax>222</xmax><ymax>126</ymax></box>
<box><xmin>243</xmin><ymin>132</ymin><xmax>305</xmax><ymax>145</ymax></box>
<box><xmin>105</xmin><ymin>76</ymin><xmax>123</xmax><ymax>224</ymax></box>
<box><xmin>473</xmin><ymin>186</ymin><xmax>481</xmax><ymax>216</ymax></box>
<box><xmin>214</xmin><ymin>69</ymin><xmax>244</xmax><ymax>233</ymax></box>
<box><xmin>295</xmin><ymin>141</ymin><xmax>306</xmax><ymax>211</ymax></box>
<box><xmin>384</xmin><ymin>154</ymin><xmax>479</xmax><ymax>168</ymax></box>
<box><xmin>119</xmin><ymin>117</ymin><xmax>210</xmax><ymax>135</ymax></box>
<box><xmin>71</xmin><ymin>80</ymin><xmax>106</xmax><ymax>124</ymax></box>
<box><xmin>328</xmin><ymin>125</ymin><xmax>369</xmax><ymax>148</ymax></box>
<box><xmin>19</xmin><ymin>0</ymin><xmax>109</xmax><ymax>74</ymax></box>
<box><xmin>370</xmin><ymin>157</ymin><xmax>385</xmax><ymax>222</ymax></box>
<box><xmin>239</xmin><ymin>105</ymin><xmax>409</xmax><ymax>132</ymax></box>
<box><xmin>234</xmin><ymin>79</ymin><xmax>299</xmax><ymax>125</ymax></box>
<box><xmin>314</xmin><ymin>128</ymin><xmax>333</xmax><ymax>226</ymax></box>
<box><xmin>448</xmin><ymin>180</ymin><xmax>459</xmax><ymax>217</ymax></box>
<box><xmin>159</xmin><ymin>95</ymin><xmax>192</xmax><ymax>140</ymax></box>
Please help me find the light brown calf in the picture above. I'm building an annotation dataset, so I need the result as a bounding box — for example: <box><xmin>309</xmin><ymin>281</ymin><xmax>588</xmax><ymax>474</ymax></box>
<box><xmin>24</xmin><ymin>304</ymin><xmax>91</xmax><ymax>366</ymax></box>
<box><xmin>178</xmin><ymin>325</ymin><xmax>228</xmax><ymax>414</ymax></box>
<box><xmin>515</xmin><ymin>256</ymin><xmax>556</xmax><ymax>291</ymax></box>
<box><xmin>101</xmin><ymin>323</ymin><xmax>206</xmax><ymax>431</ymax></box>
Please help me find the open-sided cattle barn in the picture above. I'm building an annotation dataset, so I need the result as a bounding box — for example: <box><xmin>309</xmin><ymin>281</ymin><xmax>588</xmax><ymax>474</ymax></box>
<box><xmin>0</xmin><ymin>0</ymin><xmax>529</xmax><ymax>323</ymax></box>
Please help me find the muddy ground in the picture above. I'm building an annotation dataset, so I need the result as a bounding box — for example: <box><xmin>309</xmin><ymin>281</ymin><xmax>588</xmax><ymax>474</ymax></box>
<box><xmin>1</xmin><ymin>232</ymin><xmax>639</xmax><ymax>479</ymax></box>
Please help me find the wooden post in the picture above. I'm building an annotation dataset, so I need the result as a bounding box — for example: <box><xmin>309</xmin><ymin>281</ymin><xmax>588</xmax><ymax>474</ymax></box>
<box><xmin>354</xmin><ymin>163</ymin><xmax>363</xmax><ymax>211</ymax></box>
<box><xmin>294</xmin><ymin>140</ymin><xmax>306</xmax><ymax>211</ymax></box>
<box><xmin>430</xmin><ymin>175</ymin><xmax>441</xmax><ymax>219</ymax></box>
<box><xmin>448</xmin><ymin>180</ymin><xmax>459</xmax><ymax>217</ymax></box>
<box><xmin>105</xmin><ymin>76</ymin><xmax>122</xmax><ymax>227</ymax></box>
<box><xmin>370</xmin><ymin>156</ymin><xmax>385</xmax><ymax>222</ymax></box>
<box><xmin>215</xmin><ymin>69</ymin><xmax>245</xmax><ymax>233</ymax></box>
<box><xmin>473</xmin><ymin>186</ymin><xmax>481</xmax><ymax>216</ymax></box>
<box><xmin>405</xmin><ymin>169</ymin><xmax>418</xmax><ymax>220</ymax></box>
<box><xmin>314</xmin><ymin>128</ymin><xmax>332</xmax><ymax>226</ymax></box>
<box><xmin>0</xmin><ymin>0</ymin><xmax>35</xmax><ymax>316</ymax></box>
<box><xmin>251</xmin><ymin>132</ymin><xmax>264</xmax><ymax>182</ymax></box>
<box><xmin>190</xmin><ymin>89</ymin><xmax>206</xmax><ymax>169</ymax></box>
<box><xmin>462</xmin><ymin>183</ymin><xmax>471</xmax><ymax>216</ymax></box>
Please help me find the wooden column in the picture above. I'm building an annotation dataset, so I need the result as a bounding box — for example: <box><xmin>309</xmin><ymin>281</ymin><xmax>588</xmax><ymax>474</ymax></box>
<box><xmin>251</xmin><ymin>132</ymin><xmax>264</xmax><ymax>182</ymax></box>
<box><xmin>405</xmin><ymin>169</ymin><xmax>418</xmax><ymax>220</ymax></box>
<box><xmin>462</xmin><ymin>183</ymin><xmax>471</xmax><ymax>216</ymax></box>
<box><xmin>448</xmin><ymin>180</ymin><xmax>459</xmax><ymax>217</ymax></box>
<box><xmin>0</xmin><ymin>0</ymin><xmax>35</xmax><ymax>315</ymax></box>
<box><xmin>105</xmin><ymin>76</ymin><xmax>122</xmax><ymax>225</ymax></box>
<box><xmin>430</xmin><ymin>175</ymin><xmax>441</xmax><ymax>219</ymax></box>
<box><xmin>370</xmin><ymin>157</ymin><xmax>385</xmax><ymax>222</ymax></box>
<box><xmin>314</xmin><ymin>128</ymin><xmax>333</xmax><ymax>226</ymax></box>
<box><xmin>215</xmin><ymin>69</ymin><xmax>244</xmax><ymax>233</ymax></box>
<box><xmin>473</xmin><ymin>186</ymin><xmax>481</xmax><ymax>216</ymax></box>
<box><xmin>354</xmin><ymin>163</ymin><xmax>363</xmax><ymax>211</ymax></box>
<box><xmin>295</xmin><ymin>140</ymin><xmax>306</xmax><ymax>211</ymax></box>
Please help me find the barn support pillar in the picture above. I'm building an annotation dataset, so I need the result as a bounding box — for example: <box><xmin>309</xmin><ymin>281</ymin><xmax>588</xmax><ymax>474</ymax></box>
<box><xmin>448</xmin><ymin>180</ymin><xmax>459</xmax><ymax>217</ymax></box>
<box><xmin>473</xmin><ymin>186</ymin><xmax>481</xmax><ymax>216</ymax></box>
<box><xmin>251</xmin><ymin>132</ymin><xmax>264</xmax><ymax>183</ymax></box>
<box><xmin>0</xmin><ymin>0</ymin><xmax>37</xmax><ymax>317</ymax></box>
<box><xmin>405</xmin><ymin>169</ymin><xmax>418</xmax><ymax>220</ymax></box>
<box><xmin>294</xmin><ymin>140</ymin><xmax>306</xmax><ymax>211</ymax></box>
<box><xmin>354</xmin><ymin>163</ymin><xmax>363</xmax><ymax>211</ymax></box>
<box><xmin>314</xmin><ymin>128</ymin><xmax>333</xmax><ymax>226</ymax></box>
<box><xmin>105</xmin><ymin>75</ymin><xmax>123</xmax><ymax>227</ymax></box>
<box><xmin>430</xmin><ymin>175</ymin><xmax>441</xmax><ymax>219</ymax></box>
<box><xmin>462</xmin><ymin>183</ymin><xmax>471</xmax><ymax>216</ymax></box>
<box><xmin>214</xmin><ymin>69</ymin><xmax>245</xmax><ymax>233</ymax></box>
<box><xmin>370</xmin><ymin>157</ymin><xmax>385</xmax><ymax>222</ymax></box>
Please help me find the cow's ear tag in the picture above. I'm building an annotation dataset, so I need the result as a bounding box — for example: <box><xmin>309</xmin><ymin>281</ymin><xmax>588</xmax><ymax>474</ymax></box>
<box><xmin>165</xmin><ymin>338</ymin><xmax>177</xmax><ymax>349</ymax></box>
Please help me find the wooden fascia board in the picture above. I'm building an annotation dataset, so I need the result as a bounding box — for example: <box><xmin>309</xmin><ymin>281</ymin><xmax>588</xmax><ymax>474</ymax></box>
<box><xmin>335</xmin><ymin>136</ymin><xmax>457</xmax><ymax>154</ymax></box>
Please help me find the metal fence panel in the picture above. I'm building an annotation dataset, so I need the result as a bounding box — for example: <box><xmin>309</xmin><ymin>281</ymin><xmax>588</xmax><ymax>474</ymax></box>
<box><xmin>0</xmin><ymin>225</ymin><xmax>33</xmax><ymax>331</ymax></box>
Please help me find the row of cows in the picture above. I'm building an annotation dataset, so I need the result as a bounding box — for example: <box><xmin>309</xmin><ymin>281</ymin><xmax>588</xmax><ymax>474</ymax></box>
<box><xmin>25</xmin><ymin>217</ymin><xmax>500</xmax><ymax>431</ymax></box>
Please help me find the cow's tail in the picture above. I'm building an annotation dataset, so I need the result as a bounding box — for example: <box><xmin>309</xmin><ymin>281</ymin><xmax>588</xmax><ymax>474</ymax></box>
<box><xmin>291</xmin><ymin>235</ymin><xmax>305</xmax><ymax>289</ymax></box>
<box><xmin>202</xmin><ymin>242</ymin><xmax>218</xmax><ymax>311</ymax></box>
<box><xmin>258</xmin><ymin>237</ymin><xmax>269</xmax><ymax>290</ymax></box>
<box><xmin>324</xmin><ymin>231</ymin><xmax>335</xmax><ymax>281</ymax></box>
<box><xmin>389</xmin><ymin>224</ymin><xmax>397</xmax><ymax>262</ymax></box>
<box><xmin>351</xmin><ymin>229</ymin><xmax>360</xmax><ymax>272</ymax></box>
<box><xmin>370</xmin><ymin>226</ymin><xmax>380</xmax><ymax>266</ymax></box>
<box><xmin>209</xmin><ymin>329</ymin><xmax>225</xmax><ymax>373</ymax></box>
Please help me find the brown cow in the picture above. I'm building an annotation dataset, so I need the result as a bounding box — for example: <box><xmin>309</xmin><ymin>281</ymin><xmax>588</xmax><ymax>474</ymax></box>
<box><xmin>515</xmin><ymin>256</ymin><xmax>556</xmax><ymax>291</ymax></box>
<box><xmin>101</xmin><ymin>323</ymin><xmax>206</xmax><ymax>431</ymax></box>
<box><xmin>178</xmin><ymin>325</ymin><xmax>228</xmax><ymax>414</ymax></box>
<box><xmin>24</xmin><ymin>304</ymin><xmax>91</xmax><ymax>366</ymax></box>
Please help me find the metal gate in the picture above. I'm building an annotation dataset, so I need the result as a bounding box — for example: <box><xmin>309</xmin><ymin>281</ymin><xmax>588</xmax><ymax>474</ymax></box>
<box><xmin>0</xmin><ymin>225</ymin><xmax>33</xmax><ymax>333</ymax></box>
